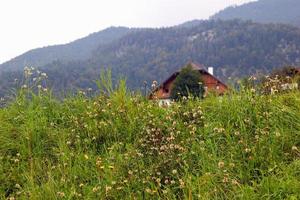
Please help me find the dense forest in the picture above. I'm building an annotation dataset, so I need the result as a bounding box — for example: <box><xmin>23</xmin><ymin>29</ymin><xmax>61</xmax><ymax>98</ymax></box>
<box><xmin>1</xmin><ymin>20</ymin><xmax>300</xmax><ymax>96</ymax></box>
<box><xmin>212</xmin><ymin>0</ymin><xmax>300</xmax><ymax>27</ymax></box>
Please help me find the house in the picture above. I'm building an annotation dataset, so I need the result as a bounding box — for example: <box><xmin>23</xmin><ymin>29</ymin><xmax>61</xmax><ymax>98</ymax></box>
<box><xmin>149</xmin><ymin>62</ymin><xmax>228</xmax><ymax>105</ymax></box>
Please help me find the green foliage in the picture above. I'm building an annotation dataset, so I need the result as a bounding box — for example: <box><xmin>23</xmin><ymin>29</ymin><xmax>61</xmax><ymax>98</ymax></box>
<box><xmin>170</xmin><ymin>65</ymin><xmax>204</xmax><ymax>100</ymax></box>
<box><xmin>1</xmin><ymin>76</ymin><xmax>300</xmax><ymax>199</ymax></box>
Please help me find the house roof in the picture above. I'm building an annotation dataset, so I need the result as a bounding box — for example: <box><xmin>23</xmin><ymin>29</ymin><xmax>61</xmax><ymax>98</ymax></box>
<box><xmin>163</xmin><ymin>62</ymin><xmax>226</xmax><ymax>87</ymax></box>
<box><xmin>151</xmin><ymin>62</ymin><xmax>228</xmax><ymax>93</ymax></box>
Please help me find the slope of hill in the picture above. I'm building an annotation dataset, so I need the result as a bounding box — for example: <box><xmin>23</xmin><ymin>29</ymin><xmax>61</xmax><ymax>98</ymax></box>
<box><xmin>211</xmin><ymin>0</ymin><xmax>300</xmax><ymax>27</ymax></box>
<box><xmin>44</xmin><ymin>20</ymin><xmax>300</xmax><ymax>92</ymax></box>
<box><xmin>1</xmin><ymin>20</ymin><xmax>300</xmax><ymax>96</ymax></box>
<box><xmin>0</xmin><ymin>27</ymin><xmax>132</xmax><ymax>72</ymax></box>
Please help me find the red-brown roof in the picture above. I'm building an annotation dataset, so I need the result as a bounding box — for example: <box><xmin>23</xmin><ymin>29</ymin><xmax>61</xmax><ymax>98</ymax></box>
<box><xmin>151</xmin><ymin>62</ymin><xmax>228</xmax><ymax>93</ymax></box>
<box><xmin>162</xmin><ymin>62</ymin><xmax>226</xmax><ymax>87</ymax></box>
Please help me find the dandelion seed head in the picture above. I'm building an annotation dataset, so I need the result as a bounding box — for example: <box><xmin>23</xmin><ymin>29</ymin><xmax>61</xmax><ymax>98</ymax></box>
<box><xmin>218</xmin><ymin>161</ymin><xmax>225</xmax><ymax>168</ymax></box>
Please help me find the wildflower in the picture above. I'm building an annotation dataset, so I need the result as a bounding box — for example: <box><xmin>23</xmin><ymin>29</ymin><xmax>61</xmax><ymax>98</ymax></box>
<box><xmin>21</xmin><ymin>85</ymin><xmax>27</xmax><ymax>89</ymax></box>
<box><xmin>172</xmin><ymin>169</ymin><xmax>177</xmax><ymax>174</ymax></box>
<box><xmin>234</xmin><ymin>131</ymin><xmax>240</xmax><ymax>136</ymax></box>
<box><xmin>105</xmin><ymin>186</ymin><xmax>112</xmax><ymax>193</ymax></box>
<box><xmin>92</xmin><ymin>186</ymin><xmax>100</xmax><ymax>193</ymax></box>
<box><xmin>231</xmin><ymin>179</ymin><xmax>239</xmax><ymax>185</ymax></box>
<box><xmin>57</xmin><ymin>192</ymin><xmax>65</xmax><ymax>198</ymax></box>
<box><xmin>84</xmin><ymin>154</ymin><xmax>89</xmax><ymax>160</ymax></box>
<box><xmin>218</xmin><ymin>161</ymin><xmax>225</xmax><ymax>169</ymax></box>
<box><xmin>292</xmin><ymin>146</ymin><xmax>298</xmax><ymax>151</ymax></box>
<box><xmin>108</xmin><ymin>165</ymin><xmax>114</xmax><ymax>169</ymax></box>
<box><xmin>222</xmin><ymin>177</ymin><xmax>229</xmax><ymax>183</ymax></box>
<box><xmin>145</xmin><ymin>188</ymin><xmax>152</xmax><ymax>194</ymax></box>
<box><xmin>245</xmin><ymin>148</ymin><xmax>251</xmax><ymax>153</ymax></box>
<box><xmin>179</xmin><ymin>179</ymin><xmax>185</xmax><ymax>188</ymax></box>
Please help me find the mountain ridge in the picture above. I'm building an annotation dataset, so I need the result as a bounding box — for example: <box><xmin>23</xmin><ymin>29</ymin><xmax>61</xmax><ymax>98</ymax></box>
<box><xmin>211</xmin><ymin>0</ymin><xmax>300</xmax><ymax>27</ymax></box>
<box><xmin>0</xmin><ymin>26</ymin><xmax>132</xmax><ymax>72</ymax></box>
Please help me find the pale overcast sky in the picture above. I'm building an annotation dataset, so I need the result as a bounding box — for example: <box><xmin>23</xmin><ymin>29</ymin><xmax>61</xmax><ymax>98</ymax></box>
<box><xmin>0</xmin><ymin>0</ymin><xmax>255</xmax><ymax>64</ymax></box>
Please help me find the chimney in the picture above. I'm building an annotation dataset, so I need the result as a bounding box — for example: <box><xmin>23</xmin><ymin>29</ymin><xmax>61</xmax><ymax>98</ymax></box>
<box><xmin>208</xmin><ymin>67</ymin><xmax>214</xmax><ymax>75</ymax></box>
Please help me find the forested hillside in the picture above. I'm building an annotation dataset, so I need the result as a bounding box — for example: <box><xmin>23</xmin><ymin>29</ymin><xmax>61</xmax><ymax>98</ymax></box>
<box><xmin>212</xmin><ymin>0</ymin><xmax>300</xmax><ymax>27</ymax></box>
<box><xmin>1</xmin><ymin>20</ymin><xmax>300</xmax><ymax>96</ymax></box>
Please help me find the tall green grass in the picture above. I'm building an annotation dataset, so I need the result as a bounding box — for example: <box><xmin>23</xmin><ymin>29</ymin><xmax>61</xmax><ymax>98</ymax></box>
<box><xmin>0</xmin><ymin>80</ymin><xmax>300</xmax><ymax>199</ymax></box>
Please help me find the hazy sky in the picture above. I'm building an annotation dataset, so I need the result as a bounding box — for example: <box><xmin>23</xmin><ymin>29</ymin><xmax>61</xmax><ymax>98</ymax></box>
<box><xmin>0</xmin><ymin>0</ymin><xmax>255</xmax><ymax>64</ymax></box>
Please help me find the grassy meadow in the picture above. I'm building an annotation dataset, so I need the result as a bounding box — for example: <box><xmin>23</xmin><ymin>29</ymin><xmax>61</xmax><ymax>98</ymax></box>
<box><xmin>0</xmin><ymin>71</ymin><xmax>300</xmax><ymax>199</ymax></box>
